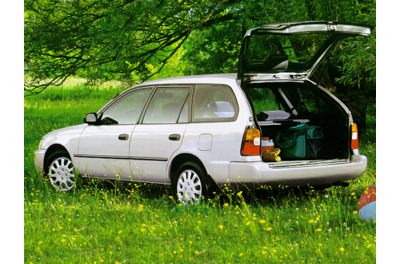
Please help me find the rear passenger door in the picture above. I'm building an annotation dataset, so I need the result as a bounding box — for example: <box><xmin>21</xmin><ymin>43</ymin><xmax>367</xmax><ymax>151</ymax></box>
<box><xmin>129</xmin><ymin>85</ymin><xmax>191</xmax><ymax>183</ymax></box>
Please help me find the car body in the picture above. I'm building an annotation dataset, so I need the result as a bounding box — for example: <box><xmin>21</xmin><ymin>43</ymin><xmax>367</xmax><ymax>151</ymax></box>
<box><xmin>34</xmin><ymin>21</ymin><xmax>370</xmax><ymax>204</ymax></box>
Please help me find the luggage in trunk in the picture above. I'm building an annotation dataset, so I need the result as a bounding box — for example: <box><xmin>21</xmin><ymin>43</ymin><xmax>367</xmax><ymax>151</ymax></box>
<box><xmin>275</xmin><ymin>123</ymin><xmax>324</xmax><ymax>159</ymax></box>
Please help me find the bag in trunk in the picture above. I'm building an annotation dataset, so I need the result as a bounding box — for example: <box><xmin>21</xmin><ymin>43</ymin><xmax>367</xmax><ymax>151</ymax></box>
<box><xmin>275</xmin><ymin>123</ymin><xmax>324</xmax><ymax>159</ymax></box>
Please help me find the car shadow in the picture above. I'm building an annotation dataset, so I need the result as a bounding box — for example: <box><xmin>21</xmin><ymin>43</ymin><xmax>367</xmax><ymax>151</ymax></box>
<box><xmin>79</xmin><ymin>177</ymin><xmax>349</xmax><ymax>206</ymax></box>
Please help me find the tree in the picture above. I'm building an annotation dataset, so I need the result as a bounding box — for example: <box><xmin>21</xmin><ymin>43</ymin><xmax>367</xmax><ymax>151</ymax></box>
<box><xmin>24</xmin><ymin>0</ymin><xmax>240</xmax><ymax>93</ymax></box>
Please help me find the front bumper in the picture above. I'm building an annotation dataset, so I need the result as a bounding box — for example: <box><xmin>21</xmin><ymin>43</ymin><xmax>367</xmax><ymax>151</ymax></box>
<box><xmin>229</xmin><ymin>155</ymin><xmax>368</xmax><ymax>186</ymax></box>
<box><xmin>34</xmin><ymin>149</ymin><xmax>46</xmax><ymax>174</ymax></box>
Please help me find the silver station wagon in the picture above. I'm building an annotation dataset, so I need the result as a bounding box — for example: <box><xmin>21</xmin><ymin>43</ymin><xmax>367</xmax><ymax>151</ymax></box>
<box><xmin>35</xmin><ymin>22</ymin><xmax>370</xmax><ymax>204</ymax></box>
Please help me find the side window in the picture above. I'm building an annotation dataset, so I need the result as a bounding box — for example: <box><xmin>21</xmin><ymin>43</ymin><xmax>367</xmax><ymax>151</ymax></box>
<box><xmin>192</xmin><ymin>84</ymin><xmax>238</xmax><ymax>122</ymax></box>
<box><xmin>101</xmin><ymin>88</ymin><xmax>152</xmax><ymax>125</ymax></box>
<box><xmin>143</xmin><ymin>87</ymin><xmax>190</xmax><ymax>124</ymax></box>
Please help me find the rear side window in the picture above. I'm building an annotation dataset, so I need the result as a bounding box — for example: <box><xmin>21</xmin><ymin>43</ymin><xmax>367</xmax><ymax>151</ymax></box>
<box><xmin>192</xmin><ymin>84</ymin><xmax>238</xmax><ymax>122</ymax></box>
<box><xmin>143</xmin><ymin>87</ymin><xmax>190</xmax><ymax>124</ymax></box>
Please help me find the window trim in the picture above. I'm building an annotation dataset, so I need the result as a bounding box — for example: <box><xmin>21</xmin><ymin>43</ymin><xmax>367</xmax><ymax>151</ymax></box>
<box><xmin>191</xmin><ymin>84</ymin><xmax>239</xmax><ymax>123</ymax></box>
<box><xmin>177</xmin><ymin>93</ymin><xmax>191</xmax><ymax>124</ymax></box>
<box><xmin>138</xmin><ymin>85</ymin><xmax>194</xmax><ymax>125</ymax></box>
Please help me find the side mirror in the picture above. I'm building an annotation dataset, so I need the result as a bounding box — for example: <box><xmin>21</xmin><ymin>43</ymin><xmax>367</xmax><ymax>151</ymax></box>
<box><xmin>84</xmin><ymin>112</ymin><xmax>98</xmax><ymax>124</ymax></box>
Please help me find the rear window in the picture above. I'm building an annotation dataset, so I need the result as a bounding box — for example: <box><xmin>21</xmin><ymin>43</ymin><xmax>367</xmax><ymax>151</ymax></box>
<box><xmin>192</xmin><ymin>84</ymin><xmax>238</xmax><ymax>122</ymax></box>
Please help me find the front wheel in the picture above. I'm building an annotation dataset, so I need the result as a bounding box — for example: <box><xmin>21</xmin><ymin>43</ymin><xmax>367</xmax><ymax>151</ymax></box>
<box><xmin>172</xmin><ymin>162</ymin><xmax>208</xmax><ymax>205</ymax></box>
<box><xmin>46</xmin><ymin>150</ymin><xmax>76</xmax><ymax>192</ymax></box>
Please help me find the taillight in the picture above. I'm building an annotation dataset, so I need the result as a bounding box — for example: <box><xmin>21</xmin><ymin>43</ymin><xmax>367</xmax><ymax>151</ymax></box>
<box><xmin>351</xmin><ymin>123</ymin><xmax>359</xmax><ymax>155</ymax></box>
<box><xmin>241</xmin><ymin>127</ymin><xmax>261</xmax><ymax>156</ymax></box>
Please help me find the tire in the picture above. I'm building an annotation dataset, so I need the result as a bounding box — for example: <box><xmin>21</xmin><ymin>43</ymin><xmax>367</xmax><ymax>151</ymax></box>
<box><xmin>172</xmin><ymin>161</ymin><xmax>210</xmax><ymax>205</ymax></box>
<box><xmin>45</xmin><ymin>150</ymin><xmax>76</xmax><ymax>192</ymax></box>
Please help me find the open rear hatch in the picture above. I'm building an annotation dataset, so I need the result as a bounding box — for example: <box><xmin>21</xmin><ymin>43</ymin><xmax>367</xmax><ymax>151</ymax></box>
<box><xmin>237</xmin><ymin>21</ymin><xmax>371</xmax><ymax>83</ymax></box>
<box><xmin>238</xmin><ymin>22</ymin><xmax>370</xmax><ymax>164</ymax></box>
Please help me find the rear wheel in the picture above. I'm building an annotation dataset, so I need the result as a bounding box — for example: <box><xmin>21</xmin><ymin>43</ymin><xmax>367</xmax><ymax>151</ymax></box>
<box><xmin>46</xmin><ymin>150</ymin><xmax>75</xmax><ymax>192</ymax></box>
<box><xmin>172</xmin><ymin>161</ymin><xmax>208</xmax><ymax>205</ymax></box>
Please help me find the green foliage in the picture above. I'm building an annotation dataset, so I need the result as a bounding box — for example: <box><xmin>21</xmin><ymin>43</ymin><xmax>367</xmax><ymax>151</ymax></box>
<box><xmin>181</xmin><ymin>21</ymin><xmax>242</xmax><ymax>75</ymax></box>
<box><xmin>25</xmin><ymin>86</ymin><xmax>375</xmax><ymax>263</ymax></box>
<box><xmin>24</xmin><ymin>0</ymin><xmax>240</xmax><ymax>92</ymax></box>
<box><xmin>25</xmin><ymin>0</ymin><xmax>375</xmax><ymax>96</ymax></box>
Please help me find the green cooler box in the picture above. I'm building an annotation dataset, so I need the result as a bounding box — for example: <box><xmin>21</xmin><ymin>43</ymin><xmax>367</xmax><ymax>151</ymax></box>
<box><xmin>275</xmin><ymin>124</ymin><xmax>324</xmax><ymax>160</ymax></box>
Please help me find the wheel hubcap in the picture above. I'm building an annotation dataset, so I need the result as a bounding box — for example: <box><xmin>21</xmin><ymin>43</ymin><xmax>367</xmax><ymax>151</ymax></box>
<box><xmin>48</xmin><ymin>157</ymin><xmax>75</xmax><ymax>191</ymax></box>
<box><xmin>177</xmin><ymin>169</ymin><xmax>202</xmax><ymax>205</ymax></box>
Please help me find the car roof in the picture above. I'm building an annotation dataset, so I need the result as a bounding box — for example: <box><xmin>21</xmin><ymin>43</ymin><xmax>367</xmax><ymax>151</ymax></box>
<box><xmin>140</xmin><ymin>73</ymin><xmax>238</xmax><ymax>86</ymax></box>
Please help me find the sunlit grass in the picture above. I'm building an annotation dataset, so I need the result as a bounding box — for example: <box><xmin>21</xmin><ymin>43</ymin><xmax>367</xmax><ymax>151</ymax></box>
<box><xmin>24</xmin><ymin>86</ymin><xmax>376</xmax><ymax>263</ymax></box>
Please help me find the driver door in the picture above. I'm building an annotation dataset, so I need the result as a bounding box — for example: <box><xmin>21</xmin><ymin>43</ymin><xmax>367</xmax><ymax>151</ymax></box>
<box><xmin>76</xmin><ymin>87</ymin><xmax>153</xmax><ymax>180</ymax></box>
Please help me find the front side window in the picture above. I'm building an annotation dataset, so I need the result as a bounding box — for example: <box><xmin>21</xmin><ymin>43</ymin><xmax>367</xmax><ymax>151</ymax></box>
<box><xmin>143</xmin><ymin>87</ymin><xmax>190</xmax><ymax>124</ymax></box>
<box><xmin>192</xmin><ymin>84</ymin><xmax>238</xmax><ymax>122</ymax></box>
<box><xmin>100</xmin><ymin>88</ymin><xmax>152</xmax><ymax>125</ymax></box>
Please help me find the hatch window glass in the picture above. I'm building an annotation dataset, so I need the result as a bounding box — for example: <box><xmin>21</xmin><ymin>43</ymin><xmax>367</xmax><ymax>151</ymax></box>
<box><xmin>245</xmin><ymin>34</ymin><xmax>330</xmax><ymax>73</ymax></box>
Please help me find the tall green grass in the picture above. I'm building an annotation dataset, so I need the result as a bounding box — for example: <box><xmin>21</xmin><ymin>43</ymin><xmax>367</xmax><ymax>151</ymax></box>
<box><xmin>24</xmin><ymin>86</ymin><xmax>375</xmax><ymax>263</ymax></box>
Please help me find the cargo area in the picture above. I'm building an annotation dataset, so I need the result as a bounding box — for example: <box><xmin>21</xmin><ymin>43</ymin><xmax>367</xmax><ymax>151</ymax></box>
<box><xmin>244</xmin><ymin>82</ymin><xmax>350</xmax><ymax>162</ymax></box>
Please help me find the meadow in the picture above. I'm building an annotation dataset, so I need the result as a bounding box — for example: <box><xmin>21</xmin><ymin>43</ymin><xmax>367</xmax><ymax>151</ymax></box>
<box><xmin>24</xmin><ymin>85</ymin><xmax>376</xmax><ymax>263</ymax></box>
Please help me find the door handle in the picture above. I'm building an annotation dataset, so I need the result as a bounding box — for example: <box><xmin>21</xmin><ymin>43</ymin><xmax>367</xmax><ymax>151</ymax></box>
<box><xmin>118</xmin><ymin>134</ymin><xmax>129</xmax><ymax>141</ymax></box>
<box><xmin>168</xmin><ymin>134</ymin><xmax>181</xmax><ymax>141</ymax></box>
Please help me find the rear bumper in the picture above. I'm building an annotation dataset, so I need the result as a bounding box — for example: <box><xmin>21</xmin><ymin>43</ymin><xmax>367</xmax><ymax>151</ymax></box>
<box><xmin>229</xmin><ymin>155</ymin><xmax>367</xmax><ymax>186</ymax></box>
<box><xmin>34</xmin><ymin>149</ymin><xmax>46</xmax><ymax>174</ymax></box>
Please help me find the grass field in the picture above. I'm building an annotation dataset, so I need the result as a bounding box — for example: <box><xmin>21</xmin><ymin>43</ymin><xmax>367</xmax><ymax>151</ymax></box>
<box><xmin>24</xmin><ymin>85</ymin><xmax>376</xmax><ymax>263</ymax></box>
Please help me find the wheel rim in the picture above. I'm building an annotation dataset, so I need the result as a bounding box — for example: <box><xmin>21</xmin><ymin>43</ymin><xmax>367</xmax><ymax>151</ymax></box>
<box><xmin>48</xmin><ymin>157</ymin><xmax>75</xmax><ymax>191</ymax></box>
<box><xmin>177</xmin><ymin>169</ymin><xmax>202</xmax><ymax>205</ymax></box>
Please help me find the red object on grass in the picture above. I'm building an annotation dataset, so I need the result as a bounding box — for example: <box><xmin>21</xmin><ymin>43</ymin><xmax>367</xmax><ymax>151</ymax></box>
<box><xmin>357</xmin><ymin>185</ymin><xmax>376</xmax><ymax>221</ymax></box>
<box><xmin>357</xmin><ymin>185</ymin><xmax>376</xmax><ymax>211</ymax></box>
